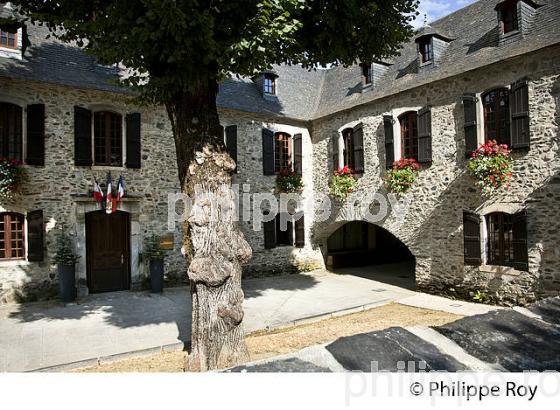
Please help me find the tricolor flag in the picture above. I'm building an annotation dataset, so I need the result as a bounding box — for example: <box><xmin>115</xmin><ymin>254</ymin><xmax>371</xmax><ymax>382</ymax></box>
<box><xmin>92</xmin><ymin>177</ymin><xmax>103</xmax><ymax>203</ymax></box>
<box><xmin>113</xmin><ymin>176</ymin><xmax>125</xmax><ymax>213</ymax></box>
<box><xmin>105</xmin><ymin>174</ymin><xmax>113</xmax><ymax>214</ymax></box>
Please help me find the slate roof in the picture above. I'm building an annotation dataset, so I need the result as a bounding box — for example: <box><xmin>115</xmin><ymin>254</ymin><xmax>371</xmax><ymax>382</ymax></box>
<box><xmin>1</xmin><ymin>0</ymin><xmax>560</xmax><ymax>121</ymax></box>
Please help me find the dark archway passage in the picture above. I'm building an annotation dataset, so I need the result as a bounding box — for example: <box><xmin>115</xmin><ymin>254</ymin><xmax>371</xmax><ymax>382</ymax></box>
<box><xmin>325</xmin><ymin>221</ymin><xmax>415</xmax><ymax>290</ymax></box>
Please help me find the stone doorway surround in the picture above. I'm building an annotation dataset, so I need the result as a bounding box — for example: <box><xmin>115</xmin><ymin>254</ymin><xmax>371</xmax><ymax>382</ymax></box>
<box><xmin>72</xmin><ymin>196</ymin><xmax>143</xmax><ymax>296</ymax></box>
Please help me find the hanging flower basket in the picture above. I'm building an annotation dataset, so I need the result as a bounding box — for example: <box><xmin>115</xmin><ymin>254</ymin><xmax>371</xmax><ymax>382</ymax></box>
<box><xmin>329</xmin><ymin>166</ymin><xmax>356</xmax><ymax>201</ymax></box>
<box><xmin>0</xmin><ymin>158</ymin><xmax>25</xmax><ymax>200</ymax></box>
<box><xmin>467</xmin><ymin>140</ymin><xmax>513</xmax><ymax>196</ymax></box>
<box><xmin>384</xmin><ymin>158</ymin><xmax>420</xmax><ymax>195</ymax></box>
<box><xmin>276</xmin><ymin>168</ymin><xmax>304</xmax><ymax>193</ymax></box>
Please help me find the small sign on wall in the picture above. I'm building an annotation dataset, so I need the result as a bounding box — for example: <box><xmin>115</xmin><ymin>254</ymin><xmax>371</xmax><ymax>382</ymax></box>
<box><xmin>160</xmin><ymin>233</ymin><xmax>175</xmax><ymax>250</ymax></box>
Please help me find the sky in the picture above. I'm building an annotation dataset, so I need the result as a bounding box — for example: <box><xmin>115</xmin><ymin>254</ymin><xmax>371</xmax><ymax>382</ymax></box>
<box><xmin>411</xmin><ymin>0</ymin><xmax>477</xmax><ymax>28</ymax></box>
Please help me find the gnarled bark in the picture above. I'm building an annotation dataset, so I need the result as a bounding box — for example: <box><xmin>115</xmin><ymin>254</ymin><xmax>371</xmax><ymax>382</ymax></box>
<box><xmin>166</xmin><ymin>81</ymin><xmax>251</xmax><ymax>371</ymax></box>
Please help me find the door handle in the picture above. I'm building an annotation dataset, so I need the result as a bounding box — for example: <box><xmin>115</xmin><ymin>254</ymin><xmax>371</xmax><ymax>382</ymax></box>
<box><xmin>121</xmin><ymin>254</ymin><xmax>124</xmax><ymax>265</ymax></box>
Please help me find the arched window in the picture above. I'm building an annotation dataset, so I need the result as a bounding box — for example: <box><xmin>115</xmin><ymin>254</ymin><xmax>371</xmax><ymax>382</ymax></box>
<box><xmin>0</xmin><ymin>102</ymin><xmax>23</xmax><ymax>161</ymax></box>
<box><xmin>274</xmin><ymin>132</ymin><xmax>292</xmax><ymax>173</ymax></box>
<box><xmin>342</xmin><ymin>128</ymin><xmax>355</xmax><ymax>170</ymax></box>
<box><xmin>399</xmin><ymin>111</ymin><xmax>418</xmax><ymax>160</ymax></box>
<box><xmin>94</xmin><ymin>111</ymin><xmax>123</xmax><ymax>166</ymax></box>
<box><xmin>482</xmin><ymin>88</ymin><xmax>510</xmax><ymax>145</ymax></box>
<box><xmin>0</xmin><ymin>212</ymin><xmax>25</xmax><ymax>260</ymax></box>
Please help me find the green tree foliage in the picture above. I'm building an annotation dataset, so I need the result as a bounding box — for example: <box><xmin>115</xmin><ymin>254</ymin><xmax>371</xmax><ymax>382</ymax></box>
<box><xmin>9</xmin><ymin>0</ymin><xmax>418</xmax><ymax>102</ymax></box>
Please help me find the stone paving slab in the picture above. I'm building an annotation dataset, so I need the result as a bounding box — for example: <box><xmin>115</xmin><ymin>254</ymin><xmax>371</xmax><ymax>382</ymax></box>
<box><xmin>435</xmin><ymin>309</ymin><xmax>560</xmax><ymax>372</ymax></box>
<box><xmin>325</xmin><ymin>327</ymin><xmax>468</xmax><ymax>372</ymax></box>
<box><xmin>526</xmin><ymin>296</ymin><xmax>560</xmax><ymax>326</ymax></box>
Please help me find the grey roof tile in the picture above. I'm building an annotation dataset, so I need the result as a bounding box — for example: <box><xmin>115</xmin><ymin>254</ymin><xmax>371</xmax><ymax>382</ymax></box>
<box><xmin>1</xmin><ymin>0</ymin><xmax>559</xmax><ymax>121</ymax></box>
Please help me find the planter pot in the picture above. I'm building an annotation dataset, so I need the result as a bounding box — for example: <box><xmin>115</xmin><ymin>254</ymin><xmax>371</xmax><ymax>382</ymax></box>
<box><xmin>149</xmin><ymin>259</ymin><xmax>164</xmax><ymax>293</ymax></box>
<box><xmin>58</xmin><ymin>264</ymin><xmax>77</xmax><ymax>303</ymax></box>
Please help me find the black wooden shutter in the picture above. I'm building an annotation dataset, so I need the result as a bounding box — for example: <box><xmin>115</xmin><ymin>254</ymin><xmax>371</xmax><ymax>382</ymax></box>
<box><xmin>352</xmin><ymin>123</ymin><xmax>365</xmax><ymax>174</ymax></box>
<box><xmin>462</xmin><ymin>94</ymin><xmax>478</xmax><ymax>157</ymax></box>
<box><xmin>510</xmin><ymin>80</ymin><xmax>530</xmax><ymax>150</ymax></box>
<box><xmin>262</xmin><ymin>128</ymin><xmax>275</xmax><ymax>175</ymax></box>
<box><xmin>126</xmin><ymin>113</ymin><xmax>141</xmax><ymax>169</ymax></box>
<box><xmin>263</xmin><ymin>215</ymin><xmax>276</xmax><ymax>249</ymax></box>
<box><xmin>293</xmin><ymin>133</ymin><xmax>303</xmax><ymax>175</ymax></box>
<box><xmin>27</xmin><ymin>210</ymin><xmax>44</xmax><ymax>262</ymax></box>
<box><xmin>295</xmin><ymin>215</ymin><xmax>305</xmax><ymax>248</ymax></box>
<box><xmin>417</xmin><ymin>107</ymin><xmax>432</xmax><ymax>163</ymax></box>
<box><xmin>463</xmin><ymin>211</ymin><xmax>481</xmax><ymax>266</ymax></box>
<box><xmin>74</xmin><ymin>106</ymin><xmax>92</xmax><ymax>166</ymax></box>
<box><xmin>512</xmin><ymin>210</ymin><xmax>529</xmax><ymax>271</ymax></box>
<box><xmin>331</xmin><ymin>134</ymin><xmax>339</xmax><ymax>172</ymax></box>
<box><xmin>225</xmin><ymin>125</ymin><xmax>238</xmax><ymax>172</ymax></box>
<box><xmin>383</xmin><ymin>115</ymin><xmax>394</xmax><ymax>168</ymax></box>
<box><xmin>287</xmin><ymin>219</ymin><xmax>294</xmax><ymax>246</ymax></box>
<box><xmin>26</xmin><ymin>104</ymin><xmax>45</xmax><ymax>166</ymax></box>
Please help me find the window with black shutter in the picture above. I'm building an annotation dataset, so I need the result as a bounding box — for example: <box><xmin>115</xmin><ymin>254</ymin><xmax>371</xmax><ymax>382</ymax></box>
<box><xmin>293</xmin><ymin>133</ymin><xmax>302</xmax><ymax>176</ymax></box>
<box><xmin>463</xmin><ymin>211</ymin><xmax>482</xmax><ymax>266</ymax></box>
<box><xmin>482</xmin><ymin>88</ymin><xmax>510</xmax><ymax>146</ymax></box>
<box><xmin>263</xmin><ymin>211</ymin><xmax>276</xmax><ymax>249</ymax></box>
<box><xmin>383</xmin><ymin>115</ymin><xmax>394</xmax><ymax>168</ymax></box>
<box><xmin>509</xmin><ymin>80</ymin><xmax>530</xmax><ymax>150</ymax></box>
<box><xmin>74</xmin><ymin>106</ymin><xmax>92</xmax><ymax>166</ymax></box>
<box><xmin>352</xmin><ymin>124</ymin><xmax>365</xmax><ymax>174</ymax></box>
<box><xmin>262</xmin><ymin>128</ymin><xmax>275</xmax><ymax>175</ymax></box>
<box><xmin>462</xmin><ymin>94</ymin><xmax>478</xmax><ymax>157</ymax></box>
<box><xmin>0</xmin><ymin>212</ymin><xmax>25</xmax><ymax>260</ymax></box>
<box><xmin>399</xmin><ymin>111</ymin><xmax>418</xmax><ymax>160</ymax></box>
<box><xmin>417</xmin><ymin>107</ymin><xmax>432</xmax><ymax>163</ymax></box>
<box><xmin>125</xmin><ymin>113</ymin><xmax>141</xmax><ymax>169</ymax></box>
<box><xmin>0</xmin><ymin>102</ymin><xmax>23</xmax><ymax>161</ymax></box>
<box><xmin>331</xmin><ymin>133</ymin><xmax>340</xmax><ymax>171</ymax></box>
<box><xmin>26</xmin><ymin>210</ymin><xmax>44</xmax><ymax>262</ymax></box>
<box><xmin>486</xmin><ymin>211</ymin><xmax>528</xmax><ymax>270</ymax></box>
<box><xmin>295</xmin><ymin>215</ymin><xmax>305</xmax><ymax>248</ymax></box>
<box><xmin>225</xmin><ymin>125</ymin><xmax>238</xmax><ymax>172</ymax></box>
<box><xmin>26</xmin><ymin>104</ymin><xmax>45</xmax><ymax>166</ymax></box>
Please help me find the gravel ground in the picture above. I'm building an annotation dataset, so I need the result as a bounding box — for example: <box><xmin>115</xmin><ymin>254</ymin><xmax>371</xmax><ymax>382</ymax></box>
<box><xmin>72</xmin><ymin>303</ymin><xmax>461</xmax><ymax>373</ymax></box>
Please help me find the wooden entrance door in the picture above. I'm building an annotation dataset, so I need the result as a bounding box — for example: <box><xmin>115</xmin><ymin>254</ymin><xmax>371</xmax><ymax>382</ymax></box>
<box><xmin>86</xmin><ymin>210</ymin><xmax>130</xmax><ymax>293</ymax></box>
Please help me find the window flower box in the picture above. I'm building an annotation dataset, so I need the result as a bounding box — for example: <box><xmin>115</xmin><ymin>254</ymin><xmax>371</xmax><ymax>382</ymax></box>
<box><xmin>276</xmin><ymin>168</ymin><xmax>304</xmax><ymax>193</ymax></box>
<box><xmin>0</xmin><ymin>158</ymin><xmax>24</xmax><ymax>200</ymax></box>
<box><xmin>467</xmin><ymin>140</ymin><xmax>513</xmax><ymax>196</ymax></box>
<box><xmin>329</xmin><ymin>166</ymin><xmax>357</xmax><ymax>201</ymax></box>
<box><xmin>384</xmin><ymin>158</ymin><xmax>420</xmax><ymax>195</ymax></box>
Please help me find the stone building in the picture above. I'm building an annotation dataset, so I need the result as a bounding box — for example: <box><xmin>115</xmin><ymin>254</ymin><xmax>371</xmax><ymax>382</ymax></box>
<box><xmin>1</xmin><ymin>0</ymin><xmax>559</xmax><ymax>305</ymax></box>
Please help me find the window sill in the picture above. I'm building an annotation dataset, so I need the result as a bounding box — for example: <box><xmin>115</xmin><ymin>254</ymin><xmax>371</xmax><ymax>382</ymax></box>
<box><xmin>0</xmin><ymin>259</ymin><xmax>30</xmax><ymax>267</ymax></box>
<box><xmin>479</xmin><ymin>264</ymin><xmax>523</xmax><ymax>276</ymax></box>
<box><xmin>91</xmin><ymin>165</ymin><xmax>126</xmax><ymax>171</ymax></box>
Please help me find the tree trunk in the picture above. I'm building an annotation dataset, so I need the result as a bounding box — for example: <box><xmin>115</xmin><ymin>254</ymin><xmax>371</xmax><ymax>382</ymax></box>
<box><xmin>166</xmin><ymin>80</ymin><xmax>252</xmax><ymax>371</ymax></box>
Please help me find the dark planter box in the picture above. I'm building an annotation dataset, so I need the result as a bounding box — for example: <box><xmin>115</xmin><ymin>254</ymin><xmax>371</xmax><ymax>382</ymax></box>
<box><xmin>58</xmin><ymin>264</ymin><xmax>77</xmax><ymax>303</ymax></box>
<box><xmin>149</xmin><ymin>259</ymin><xmax>164</xmax><ymax>293</ymax></box>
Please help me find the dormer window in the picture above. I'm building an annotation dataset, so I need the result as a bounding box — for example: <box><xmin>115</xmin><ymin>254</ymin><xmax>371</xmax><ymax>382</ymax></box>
<box><xmin>361</xmin><ymin>63</ymin><xmax>372</xmax><ymax>86</ymax></box>
<box><xmin>0</xmin><ymin>27</ymin><xmax>17</xmax><ymax>50</ymax></box>
<box><xmin>418</xmin><ymin>38</ymin><xmax>433</xmax><ymax>64</ymax></box>
<box><xmin>501</xmin><ymin>2</ymin><xmax>519</xmax><ymax>34</ymax></box>
<box><xmin>264</xmin><ymin>74</ymin><xmax>276</xmax><ymax>95</ymax></box>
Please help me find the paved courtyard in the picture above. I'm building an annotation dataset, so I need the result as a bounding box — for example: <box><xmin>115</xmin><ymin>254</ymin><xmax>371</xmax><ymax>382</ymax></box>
<box><xmin>0</xmin><ymin>263</ymin><xmax>497</xmax><ymax>372</ymax></box>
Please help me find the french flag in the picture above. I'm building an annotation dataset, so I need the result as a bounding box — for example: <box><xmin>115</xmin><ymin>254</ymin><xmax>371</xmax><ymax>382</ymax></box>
<box><xmin>105</xmin><ymin>175</ymin><xmax>113</xmax><ymax>214</ymax></box>
<box><xmin>92</xmin><ymin>177</ymin><xmax>103</xmax><ymax>203</ymax></box>
<box><xmin>113</xmin><ymin>176</ymin><xmax>125</xmax><ymax>213</ymax></box>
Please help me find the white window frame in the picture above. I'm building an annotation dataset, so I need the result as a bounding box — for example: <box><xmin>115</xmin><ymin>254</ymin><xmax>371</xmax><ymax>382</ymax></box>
<box><xmin>473</xmin><ymin>85</ymin><xmax>512</xmax><ymax>147</ymax></box>
<box><xmin>387</xmin><ymin>106</ymin><xmax>422</xmax><ymax>163</ymax></box>
<box><xmin>334</xmin><ymin>121</ymin><xmax>362</xmax><ymax>169</ymax></box>
<box><xmin>0</xmin><ymin>26</ymin><xmax>23</xmax><ymax>60</ymax></box>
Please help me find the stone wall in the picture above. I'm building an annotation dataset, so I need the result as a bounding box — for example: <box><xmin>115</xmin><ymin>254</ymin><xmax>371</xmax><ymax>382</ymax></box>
<box><xmin>310</xmin><ymin>45</ymin><xmax>560</xmax><ymax>305</ymax></box>
<box><xmin>0</xmin><ymin>78</ymin><xmax>186</xmax><ymax>303</ymax></box>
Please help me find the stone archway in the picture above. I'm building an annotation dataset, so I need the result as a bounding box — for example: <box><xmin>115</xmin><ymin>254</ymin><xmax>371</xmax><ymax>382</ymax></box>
<box><xmin>320</xmin><ymin>221</ymin><xmax>416</xmax><ymax>290</ymax></box>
